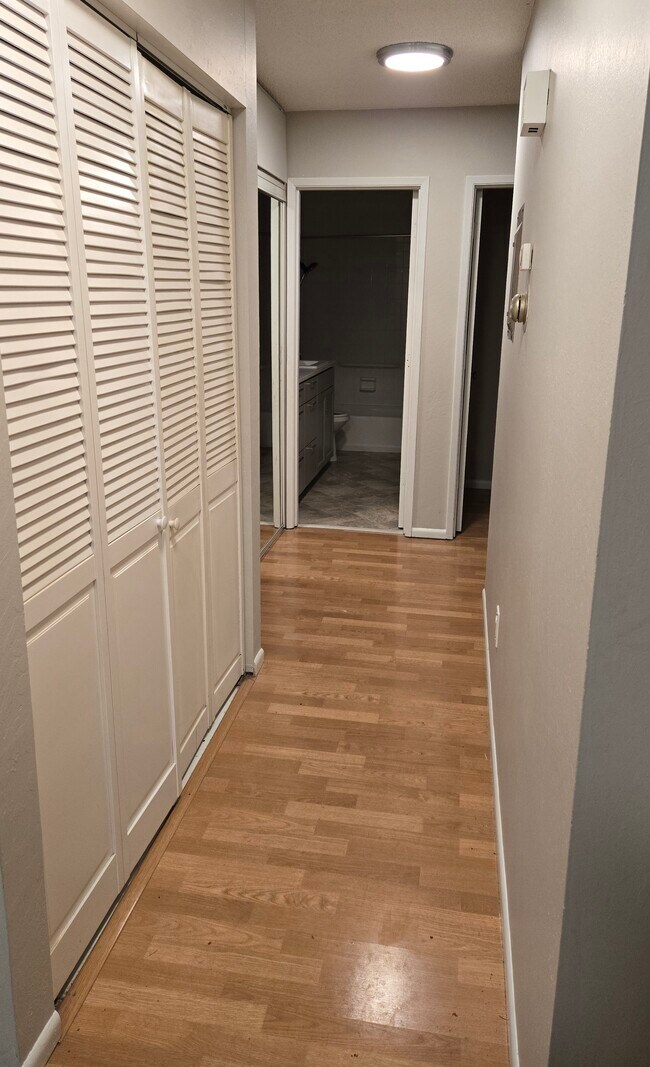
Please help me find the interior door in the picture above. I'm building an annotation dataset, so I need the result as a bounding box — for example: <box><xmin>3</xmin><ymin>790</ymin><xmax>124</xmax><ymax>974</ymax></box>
<box><xmin>141</xmin><ymin>58</ymin><xmax>209</xmax><ymax>777</ymax></box>
<box><xmin>61</xmin><ymin>0</ymin><xmax>177</xmax><ymax>875</ymax></box>
<box><xmin>0</xmin><ymin>0</ymin><xmax>121</xmax><ymax>994</ymax></box>
<box><xmin>456</xmin><ymin>189</ymin><xmax>484</xmax><ymax>532</ymax></box>
<box><xmin>187</xmin><ymin>94</ymin><xmax>244</xmax><ymax>716</ymax></box>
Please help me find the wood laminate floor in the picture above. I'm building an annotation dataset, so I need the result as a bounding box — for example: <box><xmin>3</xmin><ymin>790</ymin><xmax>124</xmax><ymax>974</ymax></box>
<box><xmin>50</xmin><ymin>492</ymin><xmax>508</xmax><ymax>1066</ymax></box>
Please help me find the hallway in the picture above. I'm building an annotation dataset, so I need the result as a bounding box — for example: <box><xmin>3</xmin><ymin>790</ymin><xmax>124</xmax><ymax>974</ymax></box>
<box><xmin>50</xmin><ymin>500</ymin><xmax>507</xmax><ymax>1066</ymax></box>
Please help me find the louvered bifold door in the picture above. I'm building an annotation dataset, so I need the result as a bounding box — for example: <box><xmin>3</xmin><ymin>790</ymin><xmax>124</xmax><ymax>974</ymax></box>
<box><xmin>187</xmin><ymin>94</ymin><xmax>243</xmax><ymax>716</ymax></box>
<box><xmin>61</xmin><ymin>0</ymin><xmax>176</xmax><ymax>874</ymax></box>
<box><xmin>0</xmin><ymin>0</ymin><xmax>121</xmax><ymax>995</ymax></box>
<box><xmin>141</xmin><ymin>58</ymin><xmax>209</xmax><ymax>776</ymax></box>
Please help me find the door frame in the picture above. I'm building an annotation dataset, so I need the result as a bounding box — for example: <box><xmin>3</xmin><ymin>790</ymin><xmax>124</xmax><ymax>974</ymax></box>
<box><xmin>257</xmin><ymin>170</ymin><xmax>287</xmax><ymax>557</ymax></box>
<box><xmin>285</xmin><ymin>175</ymin><xmax>429</xmax><ymax>535</ymax></box>
<box><xmin>446</xmin><ymin>175</ymin><xmax>514</xmax><ymax>538</ymax></box>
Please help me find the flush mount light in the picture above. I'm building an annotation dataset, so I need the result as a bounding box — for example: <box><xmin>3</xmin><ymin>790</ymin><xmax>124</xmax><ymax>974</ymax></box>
<box><xmin>377</xmin><ymin>42</ymin><xmax>453</xmax><ymax>73</ymax></box>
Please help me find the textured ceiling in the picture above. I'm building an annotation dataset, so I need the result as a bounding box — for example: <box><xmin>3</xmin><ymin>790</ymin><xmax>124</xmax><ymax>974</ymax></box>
<box><xmin>256</xmin><ymin>0</ymin><xmax>533</xmax><ymax>112</ymax></box>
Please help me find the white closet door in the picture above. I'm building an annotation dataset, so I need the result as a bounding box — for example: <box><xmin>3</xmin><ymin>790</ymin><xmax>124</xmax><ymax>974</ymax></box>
<box><xmin>141</xmin><ymin>58</ymin><xmax>209</xmax><ymax>776</ymax></box>
<box><xmin>187</xmin><ymin>96</ymin><xmax>243</xmax><ymax>715</ymax></box>
<box><xmin>61</xmin><ymin>0</ymin><xmax>176</xmax><ymax>874</ymax></box>
<box><xmin>0</xmin><ymin>0</ymin><xmax>120</xmax><ymax>994</ymax></box>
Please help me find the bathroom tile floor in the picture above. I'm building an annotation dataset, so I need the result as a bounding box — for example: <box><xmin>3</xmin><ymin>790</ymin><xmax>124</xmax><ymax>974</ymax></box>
<box><xmin>299</xmin><ymin>450</ymin><xmax>400</xmax><ymax>531</ymax></box>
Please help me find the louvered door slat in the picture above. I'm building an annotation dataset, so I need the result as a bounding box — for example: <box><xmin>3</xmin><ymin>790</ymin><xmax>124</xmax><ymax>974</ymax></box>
<box><xmin>66</xmin><ymin>23</ymin><xmax>160</xmax><ymax>541</ymax></box>
<box><xmin>189</xmin><ymin>107</ymin><xmax>237</xmax><ymax>475</ymax></box>
<box><xmin>143</xmin><ymin>87</ymin><xmax>200</xmax><ymax>505</ymax></box>
<box><xmin>0</xmin><ymin>0</ymin><xmax>93</xmax><ymax>599</ymax></box>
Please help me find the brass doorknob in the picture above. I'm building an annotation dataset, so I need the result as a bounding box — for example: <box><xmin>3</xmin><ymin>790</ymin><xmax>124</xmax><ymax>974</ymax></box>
<box><xmin>509</xmin><ymin>292</ymin><xmax>528</xmax><ymax>325</ymax></box>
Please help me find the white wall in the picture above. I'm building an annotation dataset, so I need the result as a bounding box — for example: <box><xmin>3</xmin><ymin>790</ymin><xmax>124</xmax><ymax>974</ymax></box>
<box><xmin>549</xmin><ymin>85</ymin><xmax>650</xmax><ymax>1062</ymax></box>
<box><xmin>287</xmin><ymin>106</ymin><xmax>518</xmax><ymax>529</ymax></box>
<box><xmin>484</xmin><ymin>0</ymin><xmax>650</xmax><ymax>1061</ymax></box>
<box><xmin>257</xmin><ymin>84</ymin><xmax>287</xmax><ymax>181</ymax></box>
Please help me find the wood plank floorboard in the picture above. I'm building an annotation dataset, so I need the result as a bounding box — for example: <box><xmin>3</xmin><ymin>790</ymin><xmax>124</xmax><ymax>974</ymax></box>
<box><xmin>50</xmin><ymin>492</ymin><xmax>508</xmax><ymax>1066</ymax></box>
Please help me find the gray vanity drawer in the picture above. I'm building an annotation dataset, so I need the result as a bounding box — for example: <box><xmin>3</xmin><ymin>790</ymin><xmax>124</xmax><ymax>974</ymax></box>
<box><xmin>303</xmin><ymin>377</ymin><xmax>319</xmax><ymax>402</ymax></box>
<box><xmin>317</xmin><ymin>367</ymin><xmax>334</xmax><ymax>394</ymax></box>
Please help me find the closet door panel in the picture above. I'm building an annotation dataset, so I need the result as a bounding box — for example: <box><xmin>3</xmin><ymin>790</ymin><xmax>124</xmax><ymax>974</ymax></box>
<box><xmin>208</xmin><ymin>478</ymin><xmax>244</xmax><ymax>709</ymax></box>
<box><xmin>141</xmin><ymin>58</ymin><xmax>209</xmax><ymax>771</ymax></box>
<box><xmin>63</xmin><ymin>0</ymin><xmax>176</xmax><ymax>874</ymax></box>
<box><xmin>0</xmin><ymin>0</ymin><xmax>119</xmax><ymax>994</ymax></box>
<box><xmin>26</xmin><ymin>587</ymin><xmax>119</xmax><ymax>994</ymax></box>
<box><xmin>111</xmin><ymin>539</ymin><xmax>176</xmax><ymax>866</ymax></box>
<box><xmin>188</xmin><ymin>96</ymin><xmax>243</xmax><ymax>712</ymax></box>
<box><xmin>169</xmin><ymin>509</ymin><xmax>208</xmax><ymax>771</ymax></box>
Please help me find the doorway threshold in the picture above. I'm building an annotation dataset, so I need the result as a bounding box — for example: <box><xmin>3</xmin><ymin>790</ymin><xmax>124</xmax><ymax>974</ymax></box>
<box><xmin>298</xmin><ymin>522</ymin><xmax>402</xmax><ymax>536</ymax></box>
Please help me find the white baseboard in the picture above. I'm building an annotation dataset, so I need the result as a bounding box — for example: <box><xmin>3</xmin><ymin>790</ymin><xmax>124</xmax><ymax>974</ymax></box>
<box><xmin>410</xmin><ymin>527</ymin><xmax>448</xmax><ymax>539</ymax></box>
<box><xmin>482</xmin><ymin>588</ymin><xmax>519</xmax><ymax>1067</ymax></box>
<box><xmin>23</xmin><ymin>1011</ymin><xmax>60</xmax><ymax>1067</ymax></box>
<box><xmin>253</xmin><ymin>647</ymin><xmax>265</xmax><ymax>675</ymax></box>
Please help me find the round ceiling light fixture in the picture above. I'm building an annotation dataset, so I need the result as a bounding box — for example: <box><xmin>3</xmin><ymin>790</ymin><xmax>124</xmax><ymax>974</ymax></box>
<box><xmin>376</xmin><ymin>42</ymin><xmax>453</xmax><ymax>73</ymax></box>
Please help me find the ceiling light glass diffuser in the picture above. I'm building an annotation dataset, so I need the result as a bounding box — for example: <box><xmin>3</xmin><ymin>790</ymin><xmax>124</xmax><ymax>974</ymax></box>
<box><xmin>377</xmin><ymin>42</ymin><xmax>453</xmax><ymax>73</ymax></box>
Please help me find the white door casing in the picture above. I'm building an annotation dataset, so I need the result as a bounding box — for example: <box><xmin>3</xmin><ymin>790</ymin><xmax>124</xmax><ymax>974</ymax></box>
<box><xmin>286</xmin><ymin>176</ymin><xmax>429</xmax><ymax>536</ymax></box>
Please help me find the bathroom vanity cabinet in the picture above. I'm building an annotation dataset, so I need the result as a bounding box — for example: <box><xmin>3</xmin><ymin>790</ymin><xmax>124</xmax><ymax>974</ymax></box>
<box><xmin>299</xmin><ymin>365</ymin><xmax>334</xmax><ymax>494</ymax></box>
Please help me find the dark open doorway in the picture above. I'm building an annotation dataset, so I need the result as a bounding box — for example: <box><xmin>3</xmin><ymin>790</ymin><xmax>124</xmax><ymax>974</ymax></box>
<box><xmin>457</xmin><ymin>187</ymin><xmax>513</xmax><ymax>533</ymax></box>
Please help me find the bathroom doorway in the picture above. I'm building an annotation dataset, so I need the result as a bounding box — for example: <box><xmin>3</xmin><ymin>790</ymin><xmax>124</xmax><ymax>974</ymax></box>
<box><xmin>286</xmin><ymin>179</ymin><xmax>428</xmax><ymax>534</ymax></box>
<box><xmin>258</xmin><ymin>182</ymin><xmax>286</xmax><ymax>555</ymax></box>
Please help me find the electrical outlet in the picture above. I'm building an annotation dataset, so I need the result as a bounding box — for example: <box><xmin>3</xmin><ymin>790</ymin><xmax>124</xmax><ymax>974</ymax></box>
<box><xmin>494</xmin><ymin>605</ymin><xmax>501</xmax><ymax>648</ymax></box>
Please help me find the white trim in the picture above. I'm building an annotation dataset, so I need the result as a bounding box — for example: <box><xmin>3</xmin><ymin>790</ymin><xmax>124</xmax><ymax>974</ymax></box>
<box><xmin>482</xmin><ymin>588</ymin><xmax>519</xmax><ymax>1067</ymax></box>
<box><xmin>286</xmin><ymin>176</ymin><xmax>429</xmax><ymax>535</ymax></box>
<box><xmin>22</xmin><ymin>1011</ymin><xmax>61</xmax><ymax>1067</ymax></box>
<box><xmin>410</xmin><ymin>527</ymin><xmax>448</xmax><ymax>540</ymax></box>
<box><xmin>181</xmin><ymin>683</ymin><xmax>239</xmax><ymax>788</ymax></box>
<box><xmin>258</xmin><ymin>169</ymin><xmax>287</xmax><ymax>201</ymax></box>
<box><xmin>260</xmin><ymin>523</ymin><xmax>284</xmax><ymax>557</ymax></box>
<box><xmin>447</xmin><ymin>175</ymin><xmax>514</xmax><ymax>539</ymax></box>
<box><xmin>253</xmin><ymin>647</ymin><xmax>265</xmax><ymax>675</ymax></box>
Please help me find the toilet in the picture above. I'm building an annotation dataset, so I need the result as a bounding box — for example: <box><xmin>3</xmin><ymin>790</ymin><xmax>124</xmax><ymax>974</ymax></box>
<box><xmin>332</xmin><ymin>412</ymin><xmax>349</xmax><ymax>461</ymax></box>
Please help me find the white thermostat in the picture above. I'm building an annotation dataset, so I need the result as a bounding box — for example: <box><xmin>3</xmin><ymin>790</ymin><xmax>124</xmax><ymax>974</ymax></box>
<box><xmin>520</xmin><ymin>69</ymin><xmax>551</xmax><ymax>136</ymax></box>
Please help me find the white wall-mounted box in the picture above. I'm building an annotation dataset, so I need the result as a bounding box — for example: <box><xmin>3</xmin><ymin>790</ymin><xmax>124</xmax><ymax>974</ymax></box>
<box><xmin>520</xmin><ymin>70</ymin><xmax>551</xmax><ymax>136</ymax></box>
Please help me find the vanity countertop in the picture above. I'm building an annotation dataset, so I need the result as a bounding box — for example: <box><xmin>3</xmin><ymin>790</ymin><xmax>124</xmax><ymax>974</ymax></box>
<box><xmin>298</xmin><ymin>360</ymin><xmax>334</xmax><ymax>384</ymax></box>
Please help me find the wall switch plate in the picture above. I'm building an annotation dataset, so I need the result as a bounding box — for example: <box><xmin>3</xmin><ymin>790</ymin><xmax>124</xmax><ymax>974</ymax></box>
<box><xmin>494</xmin><ymin>605</ymin><xmax>501</xmax><ymax>648</ymax></box>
